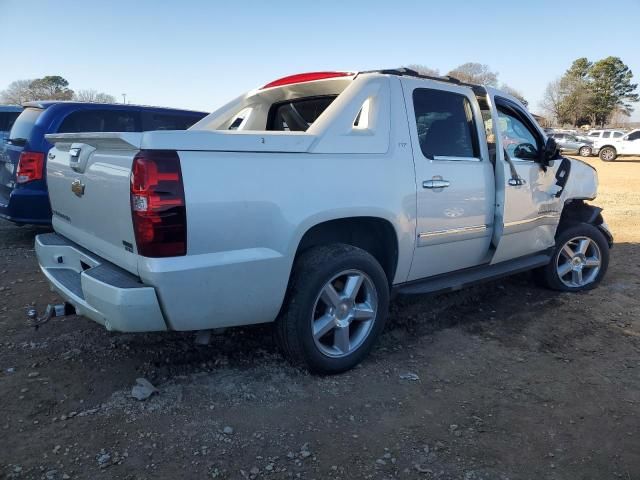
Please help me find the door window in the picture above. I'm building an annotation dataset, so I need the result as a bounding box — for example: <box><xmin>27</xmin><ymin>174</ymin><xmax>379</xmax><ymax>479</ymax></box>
<box><xmin>613</xmin><ymin>132</ymin><xmax>624</xmax><ymax>138</ymax></box>
<box><xmin>495</xmin><ymin>104</ymin><xmax>541</xmax><ymax>161</ymax></box>
<box><xmin>627</xmin><ymin>131</ymin><xmax>640</xmax><ymax>141</ymax></box>
<box><xmin>412</xmin><ymin>88</ymin><xmax>479</xmax><ymax>160</ymax></box>
<box><xmin>602</xmin><ymin>131</ymin><xmax>611</xmax><ymax>138</ymax></box>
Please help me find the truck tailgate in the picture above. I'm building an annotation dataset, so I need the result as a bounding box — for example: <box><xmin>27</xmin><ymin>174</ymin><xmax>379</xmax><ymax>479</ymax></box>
<box><xmin>45</xmin><ymin>133</ymin><xmax>142</xmax><ymax>275</ymax></box>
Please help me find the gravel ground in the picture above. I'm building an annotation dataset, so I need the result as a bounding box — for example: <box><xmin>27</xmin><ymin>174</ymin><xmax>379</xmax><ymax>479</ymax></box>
<box><xmin>1</xmin><ymin>156</ymin><xmax>639</xmax><ymax>480</ymax></box>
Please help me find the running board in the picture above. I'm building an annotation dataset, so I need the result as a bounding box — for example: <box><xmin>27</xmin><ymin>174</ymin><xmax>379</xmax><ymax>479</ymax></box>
<box><xmin>395</xmin><ymin>253</ymin><xmax>551</xmax><ymax>296</ymax></box>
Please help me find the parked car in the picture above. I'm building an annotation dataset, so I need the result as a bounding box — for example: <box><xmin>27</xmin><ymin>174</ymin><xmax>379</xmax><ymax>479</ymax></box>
<box><xmin>0</xmin><ymin>102</ymin><xmax>207</xmax><ymax>225</ymax></box>
<box><xmin>0</xmin><ymin>105</ymin><xmax>22</xmax><ymax>143</ymax></box>
<box><xmin>549</xmin><ymin>132</ymin><xmax>593</xmax><ymax>157</ymax></box>
<box><xmin>586</xmin><ymin>129</ymin><xmax>625</xmax><ymax>141</ymax></box>
<box><xmin>38</xmin><ymin>69</ymin><xmax>612</xmax><ymax>373</ymax></box>
<box><xmin>595</xmin><ymin>128</ymin><xmax>640</xmax><ymax>161</ymax></box>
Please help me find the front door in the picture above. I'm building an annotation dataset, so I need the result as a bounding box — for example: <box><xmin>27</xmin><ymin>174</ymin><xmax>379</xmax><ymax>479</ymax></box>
<box><xmin>619</xmin><ymin>130</ymin><xmax>640</xmax><ymax>154</ymax></box>
<box><xmin>486</xmin><ymin>90</ymin><xmax>564</xmax><ymax>264</ymax></box>
<box><xmin>401</xmin><ymin>79</ymin><xmax>495</xmax><ymax>281</ymax></box>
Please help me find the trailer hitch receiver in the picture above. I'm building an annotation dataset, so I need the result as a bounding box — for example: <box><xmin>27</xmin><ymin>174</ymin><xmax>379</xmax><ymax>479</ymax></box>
<box><xmin>27</xmin><ymin>303</ymin><xmax>76</xmax><ymax>329</ymax></box>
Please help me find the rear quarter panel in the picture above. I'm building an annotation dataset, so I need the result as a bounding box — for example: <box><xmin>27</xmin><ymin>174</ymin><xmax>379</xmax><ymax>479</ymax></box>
<box><xmin>150</xmin><ymin>147</ymin><xmax>417</xmax><ymax>330</ymax></box>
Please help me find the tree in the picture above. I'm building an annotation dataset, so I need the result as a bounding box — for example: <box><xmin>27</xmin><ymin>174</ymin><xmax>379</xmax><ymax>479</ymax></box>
<box><xmin>588</xmin><ymin>56</ymin><xmax>639</xmax><ymax>126</ymax></box>
<box><xmin>74</xmin><ymin>89</ymin><xmax>116</xmax><ymax>103</ymax></box>
<box><xmin>500</xmin><ymin>84</ymin><xmax>528</xmax><ymax>107</ymax></box>
<box><xmin>29</xmin><ymin>76</ymin><xmax>74</xmax><ymax>100</ymax></box>
<box><xmin>447</xmin><ymin>62</ymin><xmax>498</xmax><ymax>86</ymax></box>
<box><xmin>540</xmin><ymin>78</ymin><xmax>568</xmax><ymax>124</ymax></box>
<box><xmin>0</xmin><ymin>79</ymin><xmax>34</xmax><ymax>104</ymax></box>
<box><xmin>1</xmin><ymin>76</ymin><xmax>76</xmax><ymax>103</ymax></box>
<box><xmin>404</xmin><ymin>64</ymin><xmax>440</xmax><ymax>77</ymax></box>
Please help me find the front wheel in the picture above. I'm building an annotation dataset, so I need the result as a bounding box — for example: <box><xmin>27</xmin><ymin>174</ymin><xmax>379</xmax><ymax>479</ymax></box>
<box><xmin>579</xmin><ymin>146</ymin><xmax>592</xmax><ymax>157</ymax></box>
<box><xmin>535</xmin><ymin>223</ymin><xmax>609</xmax><ymax>292</ymax></box>
<box><xmin>275</xmin><ymin>244</ymin><xmax>389</xmax><ymax>373</ymax></box>
<box><xmin>599</xmin><ymin>146</ymin><xmax>617</xmax><ymax>161</ymax></box>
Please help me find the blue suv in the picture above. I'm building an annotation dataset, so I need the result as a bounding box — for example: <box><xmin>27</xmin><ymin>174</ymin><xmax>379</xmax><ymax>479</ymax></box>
<box><xmin>0</xmin><ymin>102</ymin><xmax>207</xmax><ymax>225</ymax></box>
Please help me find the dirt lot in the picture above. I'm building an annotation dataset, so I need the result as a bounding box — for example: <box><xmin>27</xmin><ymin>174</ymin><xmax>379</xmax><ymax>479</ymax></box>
<box><xmin>1</xmin><ymin>156</ymin><xmax>639</xmax><ymax>480</ymax></box>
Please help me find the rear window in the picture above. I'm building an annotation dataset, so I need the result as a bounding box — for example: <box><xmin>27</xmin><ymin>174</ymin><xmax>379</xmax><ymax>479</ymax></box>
<box><xmin>0</xmin><ymin>111</ymin><xmax>21</xmax><ymax>132</ymax></box>
<box><xmin>58</xmin><ymin>110</ymin><xmax>141</xmax><ymax>133</ymax></box>
<box><xmin>8</xmin><ymin>108</ymin><xmax>43</xmax><ymax>141</ymax></box>
<box><xmin>145</xmin><ymin>112</ymin><xmax>206</xmax><ymax>131</ymax></box>
<box><xmin>267</xmin><ymin>96</ymin><xmax>336</xmax><ymax>131</ymax></box>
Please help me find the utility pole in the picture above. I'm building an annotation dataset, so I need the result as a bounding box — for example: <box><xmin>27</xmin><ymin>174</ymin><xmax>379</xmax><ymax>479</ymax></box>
<box><xmin>122</xmin><ymin>93</ymin><xmax>127</xmax><ymax>104</ymax></box>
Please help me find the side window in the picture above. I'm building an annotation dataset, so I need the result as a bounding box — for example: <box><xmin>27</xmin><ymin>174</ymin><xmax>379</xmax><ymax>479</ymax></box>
<box><xmin>58</xmin><ymin>110</ymin><xmax>141</xmax><ymax>133</ymax></box>
<box><xmin>495</xmin><ymin>103</ymin><xmax>541</xmax><ymax>161</ymax></box>
<box><xmin>146</xmin><ymin>113</ymin><xmax>204</xmax><ymax>131</ymax></box>
<box><xmin>602</xmin><ymin>131</ymin><xmax>611</xmax><ymax>138</ymax></box>
<box><xmin>627</xmin><ymin>131</ymin><xmax>640</xmax><ymax>141</ymax></box>
<box><xmin>613</xmin><ymin>131</ymin><xmax>624</xmax><ymax>138</ymax></box>
<box><xmin>0</xmin><ymin>112</ymin><xmax>20</xmax><ymax>132</ymax></box>
<box><xmin>588</xmin><ymin>132</ymin><xmax>599</xmax><ymax>137</ymax></box>
<box><xmin>412</xmin><ymin>88</ymin><xmax>479</xmax><ymax>160</ymax></box>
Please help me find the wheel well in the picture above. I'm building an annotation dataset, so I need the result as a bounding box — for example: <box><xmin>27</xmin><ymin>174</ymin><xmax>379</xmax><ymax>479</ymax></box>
<box><xmin>600</xmin><ymin>144</ymin><xmax>616</xmax><ymax>152</ymax></box>
<box><xmin>559</xmin><ymin>200</ymin><xmax>603</xmax><ymax>230</ymax></box>
<box><xmin>296</xmin><ymin>217</ymin><xmax>399</xmax><ymax>284</ymax></box>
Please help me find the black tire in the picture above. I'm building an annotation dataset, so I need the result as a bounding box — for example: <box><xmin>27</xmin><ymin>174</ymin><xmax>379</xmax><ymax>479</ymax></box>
<box><xmin>599</xmin><ymin>146</ymin><xmax>617</xmax><ymax>162</ymax></box>
<box><xmin>535</xmin><ymin>222</ymin><xmax>609</xmax><ymax>292</ymax></box>
<box><xmin>275</xmin><ymin>243</ymin><xmax>389</xmax><ymax>374</ymax></box>
<box><xmin>579</xmin><ymin>146</ymin><xmax>592</xmax><ymax>157</ymax></box>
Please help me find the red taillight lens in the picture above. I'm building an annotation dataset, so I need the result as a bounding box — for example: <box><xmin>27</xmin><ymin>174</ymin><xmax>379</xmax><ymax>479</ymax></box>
<box><xmin>261</xmin><ymin>71</ymin><xmax>354</xmax><ymax>89</ymax></box>
<box><xmin>16</xmin><ymin>151</ymin><xmax>45</xmax><ymax>184</ymax></box>
<box><xmin>130</xmin><ymin>150</ymin><xmax>186</xmax><ymax>257</ymax></box>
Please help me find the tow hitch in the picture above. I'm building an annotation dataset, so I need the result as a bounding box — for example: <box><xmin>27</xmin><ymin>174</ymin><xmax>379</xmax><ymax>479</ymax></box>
<box><xmin>27</xmin><ymin>303</ymin><xmax>76</xmax><ymax>329</ymax></box>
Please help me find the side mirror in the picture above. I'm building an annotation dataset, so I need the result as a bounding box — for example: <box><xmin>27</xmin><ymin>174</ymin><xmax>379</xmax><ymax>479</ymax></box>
<box><xmin>541</xmin><ymin>137</ymin><xmax>558</xmax><ymax>165</ymax></box>
<box><xmin>513</xmin><ymin>143</ymin><xmax>538</xmax><ymax>160</ymax></box>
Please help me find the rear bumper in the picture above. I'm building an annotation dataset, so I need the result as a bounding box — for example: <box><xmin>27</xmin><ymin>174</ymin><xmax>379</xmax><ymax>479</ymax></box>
<box><xmin>0</xmin><ymin>187</ymin><xmax>52</xmax><ymax>225</ymax></box>
<box><xmin>35</xmin><ymin>233</ymin><xmax>168</xmax><ymax>332</ymax></box>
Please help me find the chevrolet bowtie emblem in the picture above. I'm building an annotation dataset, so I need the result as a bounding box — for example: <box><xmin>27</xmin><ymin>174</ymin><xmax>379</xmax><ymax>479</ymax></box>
<box><xmin>71</xmin><ymin>179</ymin><xmax>85</xmax><ymax>197</ymax></box>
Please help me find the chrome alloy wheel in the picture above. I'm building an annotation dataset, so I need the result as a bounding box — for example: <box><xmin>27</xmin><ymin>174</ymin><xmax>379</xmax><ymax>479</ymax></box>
<box><xmin>311</xmin><ymin>269</ymin><xmax>378</xmax><ymax>358</ymax></box>
<box><xmin>556</xmin><ymin>236</ymin><xmax>602</xmax><ymax>288</ymax></box>
<box><xmin>579</xmin><ymin>146</ymin><xmax>591</xmax><ymax>157</ymax></box>
<box><xmin>600</xmin><ymin>148</ymin><xmax>615</xmax><ymax>161</ymax></box>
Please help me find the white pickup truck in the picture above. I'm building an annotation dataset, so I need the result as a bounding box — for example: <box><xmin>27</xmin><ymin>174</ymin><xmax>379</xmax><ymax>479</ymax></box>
<box><xmin>37</xmin><ymin>69</ymin><xmax>612</xmax><ymax>373</ymax></box>
<box><xmin>595</xmin><ymin>129</ymin><xmax>640</xmax><ymax>161</ymax></box>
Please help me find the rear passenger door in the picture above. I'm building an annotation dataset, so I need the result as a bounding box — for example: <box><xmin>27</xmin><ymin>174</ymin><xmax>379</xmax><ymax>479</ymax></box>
<box><xmin>401</xmin><ymin>79</ymin><xmax>495</xmax><ymax>281</ymax></box>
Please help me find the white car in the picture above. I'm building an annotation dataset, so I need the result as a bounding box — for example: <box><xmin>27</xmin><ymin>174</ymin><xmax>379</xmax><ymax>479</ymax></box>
<box><xmin>594</xmin><ymin>129</ymin><xmax>640</xmax><ymax>161</ymax></box>
<box><xmin>37</xmin><ymin>69</ymin><xmax>612</xmax><ymax>373</ymax></box>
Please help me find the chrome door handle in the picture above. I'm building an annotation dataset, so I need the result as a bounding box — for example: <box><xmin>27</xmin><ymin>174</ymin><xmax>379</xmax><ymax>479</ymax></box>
<box><xmin>423</xmin><ymin>179</ymin><xmax>450</xmax><ymax>189</ymax></box>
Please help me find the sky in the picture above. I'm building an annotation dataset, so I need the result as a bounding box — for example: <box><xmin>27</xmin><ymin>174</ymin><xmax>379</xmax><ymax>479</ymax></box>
<box><xmin>1</xmin><ymin>0</ymin><xmax>639</xmax><ymax>120</ymax></box>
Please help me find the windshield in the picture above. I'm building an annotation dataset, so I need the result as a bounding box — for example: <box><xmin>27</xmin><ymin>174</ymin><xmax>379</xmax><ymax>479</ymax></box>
<box><xmin>9</xmin><ymin>108</ymin><xmax>43</xmax><ymax>142</ymax></box>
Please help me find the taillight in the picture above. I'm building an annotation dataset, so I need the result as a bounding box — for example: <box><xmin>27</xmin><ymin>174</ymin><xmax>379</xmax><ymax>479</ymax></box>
<box><xmin>130</xmin><ymin>150</ymin><xmax>186</xmax><ymax>257</ymax></box>
<box><xmin>16</xmin><ymin>151</ymin><xmax>45</xmax><ymax>184</ymax></box>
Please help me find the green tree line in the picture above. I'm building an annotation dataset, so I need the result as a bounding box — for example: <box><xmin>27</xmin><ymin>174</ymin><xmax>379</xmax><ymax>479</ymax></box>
<box><xmin>540</xmin><ymin>56</ymin><xmax>638</xmax><ymax>127</ymax></box>
<box><xmin>0</xmin><ymin>76</ymin><xmax>116</xmax><ymax>104</ymax></box>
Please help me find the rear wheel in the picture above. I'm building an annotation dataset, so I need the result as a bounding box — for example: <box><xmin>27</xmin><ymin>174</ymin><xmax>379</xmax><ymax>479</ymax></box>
<box><xmin>275</xmin><ymin>244</ymin><xmax>389</xmax><ymax>373</ymax></box>
<box><xmin>599</xmin><ymin>146</ymin><xmax>617</xmax><ymax>161</ymax></box>
<box><xmin>535</xmin><ymin>223</ymin><xmax>609</xmax><ymax>292</ymax></box>
<box><xmin>579</xmin><ymin>146</ymin><xmax>592</xmax><ymax>157</ymax></box>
